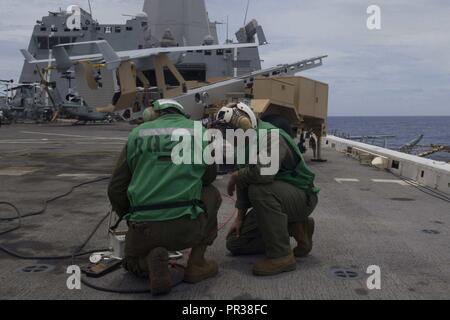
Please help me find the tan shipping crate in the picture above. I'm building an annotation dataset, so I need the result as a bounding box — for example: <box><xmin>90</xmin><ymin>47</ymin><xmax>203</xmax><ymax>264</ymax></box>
<box><xmin>253</xmin><ymin>78</ymin><xmax>296</xmax><ymax>107</ymax></box>
<box><xmin>315</xmin><ymin>82</ymin><xmax>329</xmax><ymax>120</ymax></box>
<box><xmin>253</xmin><ymin>76</ymin><xmax>329</xmax><ymax>121</ymax></box>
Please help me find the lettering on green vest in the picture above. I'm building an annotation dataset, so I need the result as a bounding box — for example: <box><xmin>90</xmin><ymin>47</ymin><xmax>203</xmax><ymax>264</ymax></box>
<box><xmin>126</xmin><ymin>114</ymin><xmax>207</xmax><ymax>222</ymax></box>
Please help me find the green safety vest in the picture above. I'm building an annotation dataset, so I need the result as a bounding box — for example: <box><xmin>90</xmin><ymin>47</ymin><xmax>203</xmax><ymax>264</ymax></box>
<box><xmin>125</xmin><ymin>114</ymin><xmax>207</xmax><ymax>222</ymax></box>
<box><xmin>257</xmin><ymin>121</ymin><xmax>320</xmax><ymax>195</ymax></box>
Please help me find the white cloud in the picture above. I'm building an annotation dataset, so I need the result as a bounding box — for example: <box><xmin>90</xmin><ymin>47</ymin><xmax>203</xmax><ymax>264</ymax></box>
<box><xmin>0</xmin><ymin>0</ymin><xmax>449</xmax><ymax>115</ymax></box>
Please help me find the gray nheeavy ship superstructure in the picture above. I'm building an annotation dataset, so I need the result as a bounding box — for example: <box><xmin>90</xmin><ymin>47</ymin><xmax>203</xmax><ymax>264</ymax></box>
<box><xmin>144</xmin><ymin>0</ymin><xmax>264</xmax><ymax>76</ymax></box>
<box><xmin>19</xmin><ymin>0</ymin><xmax>265</xmax><ymax>114</ymax></box>
<box><xmin>19</xmin><ymin>6</ymin><xmax>150</xmax><ymax>108</ymax></box>
<box><xmin>145</xmin><ymin>0</ymin><xmax>218</xmax><ymax>46</ymax></box>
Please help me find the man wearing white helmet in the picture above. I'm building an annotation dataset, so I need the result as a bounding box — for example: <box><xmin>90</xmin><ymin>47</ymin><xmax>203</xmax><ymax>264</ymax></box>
<box><xmin>217</xmin><ymin>102</ymin><xmax>319</xmax><ymax>277</ymax></box>
<box><xmin>108</xmin><ymin>99</ymin><xmax>222</xmax><ymax>295</ymax></box>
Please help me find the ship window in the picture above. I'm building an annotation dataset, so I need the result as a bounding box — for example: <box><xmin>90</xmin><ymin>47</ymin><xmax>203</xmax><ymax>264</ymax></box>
<box><xmin>96</xmin><ymin>26</ymin><xmax>101</xmax><ymax>31</ymax></box>
<box><xmin>115</xmin><ymin>27</ymin><xmax>121</xmax><ymax>33</ymax></box>
<box><xmin>216</xmin><ymin>49</ymin><xmax>224</xmax><ymax>56</ymax></box>
<box><xmin>204</xmin><ymin>50</ymin><xmax>212</xmax><ymax>56</ymax></box>
<box><xmin>40</xmin><ymin>27</ymin><xmax>47</xmax><ymax>32</ymax></box>
<box><xmin>391</xmin><ymin>160</ymin><xmax>400</xmax><ymax>170</ymax></box>
<box><xmin>49</xmin><ymin>37</ymin><xmax>59</xmax><ymax>49</ymax></box>
<box><xmin>37</xmin><ymin>37</ymin><xmax>49</xmax><ymax>50</ymax></box>
<box><xmin>421</xmin><ymin>171</ymin><xmax>425</xmax><ymax>178</ymax></box>
<box><xmin>105</xmin><ymin>26</ymin><xmax>112</xmax><ymax>34</ymax></box>
<box><xmin>59</xmin><ymin>37</ymin><xmax>71</xmax><ymax>44</ymax></box>
<box><xmin>51</xmin><ymin>26</ymin><xmax>58</xmax><ymax>32</ymax></box>
<box><xmin>141</xmin><ymin>22</ymin><xmax>148</xmax><ymax>27</ymax></box>
<box><xmin>82</xmin><ymin>26</ymin><xmax>89</xmax><ymax>31</ymax></box>
<box><xmin>64</xmin><ymin>28</ymin><xmax>71</xmax><ymax>32</ymax></box>
<box><xmin>126</xmin><ymin>26</ymin><xmax>133</xmax><ymax>31</ymax></box>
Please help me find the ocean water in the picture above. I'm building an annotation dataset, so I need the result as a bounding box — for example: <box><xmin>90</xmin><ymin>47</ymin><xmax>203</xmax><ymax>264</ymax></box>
<box><xmin>327</xmin><ymin>116</ymin><xmax>450</xmax><ymax>162</ymax></box>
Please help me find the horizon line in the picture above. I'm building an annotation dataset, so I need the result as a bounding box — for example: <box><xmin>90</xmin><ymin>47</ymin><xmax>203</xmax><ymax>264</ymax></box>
<box><xmin>328</xmin><ymin>115</ymin><xmax>450</xmax><ymax>117</ymax></box>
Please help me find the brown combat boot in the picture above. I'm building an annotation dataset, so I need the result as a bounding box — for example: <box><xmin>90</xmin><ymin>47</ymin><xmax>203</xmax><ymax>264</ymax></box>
<box><xmin>253</xmin><ymin>252</ymin><xmax>297</xmax><ymax>276</ymax></box>
<box><xmin>289</xmin><ymin>218</ymin><xmax>315</xmax><ymax>258</ymax></box>
<box><xmin>147</xmin><ymin>247</ymin><xmax>172</xmax><ymax>296</ymax></box>
<box><xmin>184</xmin><ymin>245</ymin><xmax>219</xmax><ymax>284</ymax></box>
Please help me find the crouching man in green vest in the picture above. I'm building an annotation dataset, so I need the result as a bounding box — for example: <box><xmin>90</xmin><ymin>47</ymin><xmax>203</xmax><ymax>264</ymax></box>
<box><xmin>108</xmin><ymin>99</ymin><xmax>222</xmax><ymax>295</ymax></box>
<box><xmin>216</xmin><ymin>103</ymin><xmax>319</xmax><ymax>276</ymax></box>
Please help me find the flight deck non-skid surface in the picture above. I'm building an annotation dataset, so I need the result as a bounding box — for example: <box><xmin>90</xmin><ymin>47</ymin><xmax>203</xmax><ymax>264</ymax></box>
<box><xmin>0</xmin><ymin>123</ymin><xmax>449</xmax><ymax>300</ymax></box>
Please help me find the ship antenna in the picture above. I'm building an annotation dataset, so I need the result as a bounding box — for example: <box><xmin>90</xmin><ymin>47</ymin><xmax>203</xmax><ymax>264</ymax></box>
<box><xmin>243</xmin><ymin>0</ymin><xmax>250</xmax><ymax>26</ymax></box>
<box><xmin>88</xmin><ymin>0</ymin><xmax>93</xmax><ymax>17</ymax></box>
<box><xmin>226</xmin><ymin>15</ymin><xmax>229</xmax><ymax>42</ymax></box>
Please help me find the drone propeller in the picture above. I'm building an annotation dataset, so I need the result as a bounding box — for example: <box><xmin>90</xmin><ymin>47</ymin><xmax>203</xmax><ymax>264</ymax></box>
<box><xmin>35</xmin><ymin>65</ymin><xmax>60</xmax><ymax>121</ymax></box>
<box><xmin>35</xmin><ymin>66</ymin><xmax>58</xmax><ymax>106</ymax></box>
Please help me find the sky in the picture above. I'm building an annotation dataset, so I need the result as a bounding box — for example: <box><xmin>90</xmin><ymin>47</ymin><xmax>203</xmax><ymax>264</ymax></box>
<box><xmin>0</xmin><ymin>0</ymin><xmax>449</xmax><ymax>116</ymax></box>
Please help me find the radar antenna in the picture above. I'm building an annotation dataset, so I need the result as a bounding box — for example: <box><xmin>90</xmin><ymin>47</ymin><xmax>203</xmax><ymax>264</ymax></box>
<box><xmin>243</xmin><ymin>0</ymin><xmax>250</xmax><ymax>26</ymax></box>
<box><xmin>226</xmin><ymin>15</ymin><xmax>230</xmax><ymax>43</ymax></box>
<box><xmin>88</xmin><ymin>0</ymin><xmax>93</xmax><ymax>17</ymax></box>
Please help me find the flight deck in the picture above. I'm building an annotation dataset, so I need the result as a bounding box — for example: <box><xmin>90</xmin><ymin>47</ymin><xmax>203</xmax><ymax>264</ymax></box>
<box><xmin>0</xmin><ymin>123</ymin><xmax>449</xmax><ymax>300</ymax></box>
